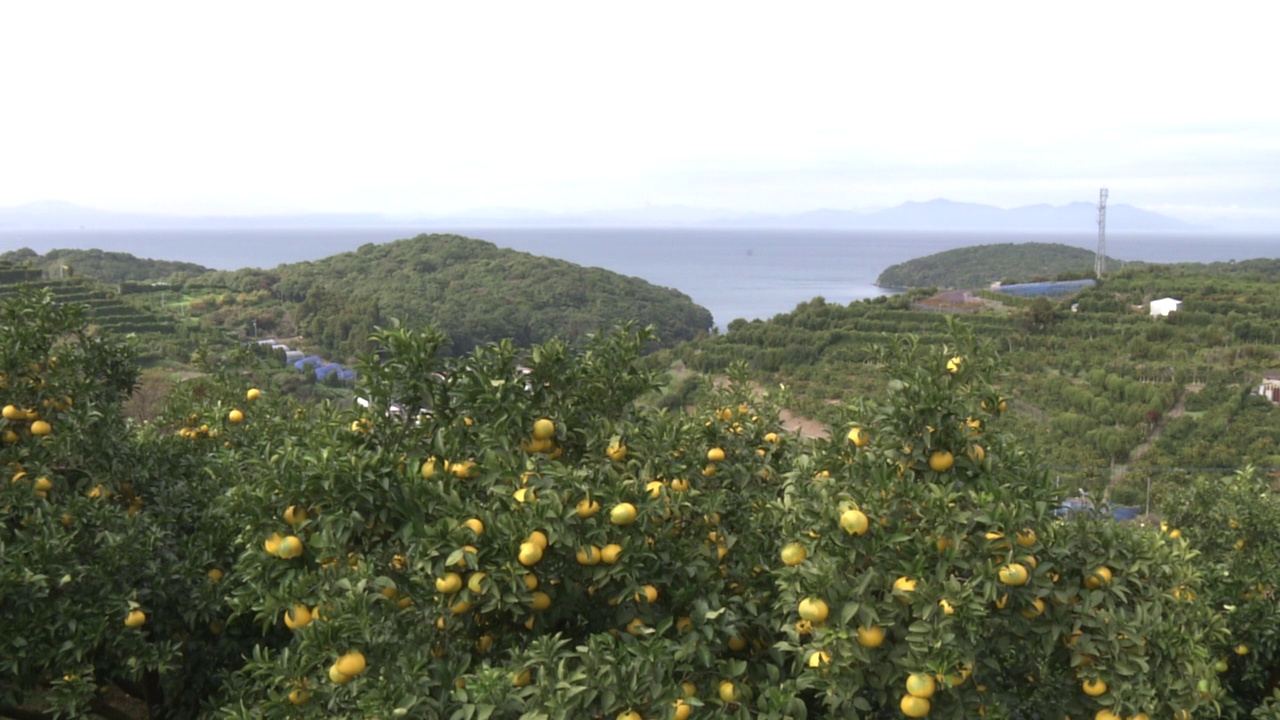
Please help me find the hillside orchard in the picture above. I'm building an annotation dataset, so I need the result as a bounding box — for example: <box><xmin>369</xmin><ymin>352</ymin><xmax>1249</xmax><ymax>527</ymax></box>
<box><xmin>1</xmin><ymin>288</ymin><xmax>1277</xmax><ymax>719</ymax></box>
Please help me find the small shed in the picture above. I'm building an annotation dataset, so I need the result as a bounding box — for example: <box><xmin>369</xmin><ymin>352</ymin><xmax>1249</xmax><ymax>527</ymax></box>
<box><xmin>284</xmin><ymin>350</ymin><xmax>304</xmax><ymax>363</ymax></box>
<box><xmin>1260</xmin><ymin>370</ymin><xmax>1280</xmax><ymax>404</ymax></box>
<box><xmin>1150</xmin><ymin>297</ymin><xmax>1182</xmax><ymax>317</ymax></box>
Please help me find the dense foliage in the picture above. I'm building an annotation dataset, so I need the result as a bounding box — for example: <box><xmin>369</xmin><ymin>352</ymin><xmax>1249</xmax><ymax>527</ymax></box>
<box><xmin>673</xmin><ymin>262</ymin><xmax>1280</xmax><ymax>506</ymax></box>
<box><xmin>875</xmin><ymin>243</ymin><xmax>1124</xmax><ymax>289</ymax></box>
<box><xmin>1</xmin><ymin>247</ymin><xmax>210</xmax><ymax>283</ymax></box>
<box><xmin>183</xmin><ymin>234</ymin><xmax>714</xmax><ymax>360</ymax></box>
<box><xmin>6</xmin><ymin>287</ymin><xmax>1280</xmax><ymax>719</ymax></box>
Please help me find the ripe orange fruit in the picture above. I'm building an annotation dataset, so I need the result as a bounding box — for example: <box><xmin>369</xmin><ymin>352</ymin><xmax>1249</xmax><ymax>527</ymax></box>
<box><xmin>276</xmin><ymin>535</ymin><xmax>304</xmax><ymax>559</ymax></box>
<box><xmin>207</xmin><ymin>568</ymin><xmax>223</xmax><ymax>582</ymax></box>
<box><xmin>228</xmin><ymin>410</ymin><xmax>244</xmax><ymax>424</ymax></box>
<box><xmin>610</xmin><ymin>502</ymin><xmax>638</xmax><ymax>526</ymax></box>
<box><xmin>780</xmin><ymin>542</ymin><xmax>807</xmax><ymax>566</ymax></box>
<box><xmin>998</xmin><ymin>563</ymin><xmax>1029</xmax><ymax>587</ymax></box>
<box><xmin>328</xmin><ymin>665</ymin><xmax>351</xmax><ymax>684</ymax></box>
<box><xmin>718</xmin><ymin>680</ymin><xmax>737</xmax><ymax>703</ymax></box>
<box><xmin>30</xmin><ymin>420</ymin><xmax>52</xmax><ymax>436</ymax></box>
<box><xmin>532</xmin><ymin>418</ymin><xmax>555</xmax><ymax>441</ymax></box>
<box><xmin>528</xmin><ymin>530</ymin><xmax>549</xmax><ymax>550</ymax></box>
<box><xmin>287</xmin><ymin>688</ymin><xmax>309</xmax><ymax>704</ymax></box>
<box><xmin>1016</xmin><ymin>528</ymin><xmax>1037</xmax><ymax>547</ymax></box>
<box><xmin>284</xmin><ymin>604</ymin><xmax>313</xmax><ymax>630</ymax></box>
<box><xmin>1084</xmin><ymin>566</ymin><xmax>1112</xmax><ymax>590</ymax></box>
<box><xmin>856</xmin><ymin>625</ymin><xmax>885</xmax><ymax>648</ymax></box>
<box><xmin>798</xmin><ymin>597</ymin><xmax>829</xmax><ymax>623</ymax></box>
<box><xmin>530</xmin><ymin>591</ymin><xmax>552</xmax><ymax>611</ymax></box>
<box><xmin>283</xmin><ymin>505</ymin><xmax>308</xmax><ymax>526</ymax></box>
<box><xmin>576</xmin><ymin>546</ymin><xmax>602</xmax><ymax>565</ymax></box>
<box><xmin>900</xmin><ymin>695</ymin><xmax>931</xmax><ymax>717</ymax></box>
<box><xmin>706</xmin><ymin>447</ymin><xmax>725</xmax><ymax>462</ymax></box>
<box><xmin>928</xmin><ymin>450</ymin><xmax>954</xmax><ymax>472</ymax></box>
<box><xmin>518</xmin><ymin>542</ymin><xmax>543</xmax><ymax>567</ymax></box>
<box><xmin>577</xmin><ymin>497</ymin><xmax>601</xmax><ymax>518</ymax></box>
<box><xmin>673</xmin><ymin>699</ymin><xmax>692</xmax><ymax>720</ymax></box>
<box><xmin>839</xmin><ymin>509</ymin><xmax>869</xmax><ymax>535</ymax></box>
<box><xmin>246</xmin><ymin>388</ymin><xmax>261</xmax><ymax>401</ymax></box>
<box><xmin>606</xmin><ymin>443</ymin><xmax>627</xmax><ymax>462</ymax></box>
<box><xmin>436</xmin><ymin>572</ymin><xmax>463</xmax><ymax>594</ymax></box>
<box><xmin>462</xmin><ymin>518</ymin><xmax>485</xmax><ymax>536</ymax></box>
<box><xmin>807</xmin><ymin>650</ymin><xmax>831</xmax><ymax>668</ymax></box>
<box><xmin>906</xmin><ymin>672</ymin><xmax>936</xmax><ymax>699</ymax></box>
<box><xmin>124</xmin><ymin>610</ymin><xmax>146</xmax><ymax>628</ymax></box>
<box><xmin>1082</xmin><ymin>678</ymin><xmax>1107</xmax><ymax>696</ymax></box>
<box><xmin>847</xmin><ymin>427</ymin><xmax>869</xmax><ymax>447</ymax></box>
<box><xmin>601</xmin><ymin>543</ymin><xmax>623</xmax><ymax>564</ymax></box>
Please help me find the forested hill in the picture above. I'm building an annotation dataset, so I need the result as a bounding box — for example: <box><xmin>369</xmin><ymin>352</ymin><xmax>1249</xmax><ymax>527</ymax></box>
<box><xmin>875</xmin><ymin>242</ymin><xmax>1127</xmax><ymax>289</ymax></box>
<box><xmin>0</xmin><ymin>247</ymin><xmax>210</xmax><ymax>283</ymax></box>
<box><xmin>190</xmin><ymin>234</ymin><xmax>714</xmax><ymax>358</ymax></box>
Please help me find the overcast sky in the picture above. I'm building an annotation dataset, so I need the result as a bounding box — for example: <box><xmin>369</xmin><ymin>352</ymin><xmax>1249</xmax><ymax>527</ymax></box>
<box><xmin>2</xmin><ymin>2</ymin><xmax>1277</xmax><ymax>224</ymax></box>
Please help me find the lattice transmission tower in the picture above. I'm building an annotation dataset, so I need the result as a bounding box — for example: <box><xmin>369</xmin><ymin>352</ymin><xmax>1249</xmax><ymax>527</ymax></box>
<box><xmin>1095</xmin><ymin>188</ymin><xmax>1108</xmax><ymax>279</ymax></box>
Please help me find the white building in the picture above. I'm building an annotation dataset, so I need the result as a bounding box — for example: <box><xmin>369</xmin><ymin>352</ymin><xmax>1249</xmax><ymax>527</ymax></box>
<box><xmin>1149</xmin><ymin>297</ymin><xmax>1182</xmax><ymax>317</ymax></box>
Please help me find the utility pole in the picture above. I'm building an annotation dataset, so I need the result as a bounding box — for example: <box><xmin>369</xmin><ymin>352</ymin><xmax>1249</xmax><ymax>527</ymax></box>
<box><xmin>1095</xmin><ymin>188</ymin><xmax>1108</xmax><ymax>279</ymax></box>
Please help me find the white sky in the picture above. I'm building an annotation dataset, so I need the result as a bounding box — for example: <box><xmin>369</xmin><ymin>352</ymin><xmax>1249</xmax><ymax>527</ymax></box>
<box><xmin>2</xmin><ymin>1</ymin><xmax>1277</xmax><ymax>222</ymax></box>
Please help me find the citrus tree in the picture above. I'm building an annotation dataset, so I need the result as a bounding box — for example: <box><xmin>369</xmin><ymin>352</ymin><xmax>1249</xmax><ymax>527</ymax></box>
<box><xmin>1160</xmin><ymin>467</ymin><xmax>1280</xmax><ymax>719</ymax></box>
<box><xmin>0</xmin><ymin>287</ymin><xmax>1256</xmax><ymax>720</ymax></box>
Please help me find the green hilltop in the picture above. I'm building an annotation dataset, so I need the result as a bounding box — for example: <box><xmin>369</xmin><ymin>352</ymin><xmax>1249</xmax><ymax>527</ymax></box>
<box><xmin>876</xmin><ymin>242</ymin><xmax>1130</xmax><ymax>289</ymax></box>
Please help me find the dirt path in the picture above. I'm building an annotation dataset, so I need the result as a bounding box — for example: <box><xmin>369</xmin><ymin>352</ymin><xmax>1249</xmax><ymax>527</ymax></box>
<box><xmin>711</xmin><ymin>375</ymin><xmax>831</xmax><ymax>439</ymax></box>
<box><xmin>1109</xmin><ymin>386</ymin><xmax>1193</xmax><ymax>487</ymax></box>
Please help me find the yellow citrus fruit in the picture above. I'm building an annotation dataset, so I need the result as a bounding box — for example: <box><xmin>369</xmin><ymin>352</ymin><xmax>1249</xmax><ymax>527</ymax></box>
<box><xmin>617</xmin><ymin>711</ymin><xmax>643</xmax><ymax>720</ymax></box>
<box><xmin>610</xmin><ymin>502</ymin><xmax>638</xmax><ymax>526</ymax></box>
<box><xmin>1</xmin><ymin>405</ymin><xmax>23</xmax><ymax>420</ymax></box>
<box><xmin>894</xmin><ymin>576</ymin><xmax>918</xmax><ymax>600</ymax></box>
<box><xmin>900</xmin><ymin>694</ymin><xmax>931</xmax><ymax>718</ymax></box>
<box><xmin>928</xmin><ymin>450</ymin><xmax>955</xmax><ymax>472</ymax></box>
<box><xmin>228</xmin><ymin>410</ymin><xmax>244</xmax><ymax>424</ymax></box>
<box><xmin>780</xmin><ymin>542</ymin><xmax>807</xmax><ymax>566</ymax></box>
<box><xmin>847</xmin><ymin>427</ymin><xmax>869</xmax><ymax>447</ymax></box>
<box><xmin>1020</xmin><ymin>598</ymin><xmax>1046</xmax><ymax>619</ymax></box>
<box><xmin>718</xmin><ymin>680</ymin><xmax>737</xmax><ymax>703</ymax></box>
<box><xmin>530</xmin><ymin>591</ymin><xmax>552</xmax><ymax>611</ymax></box>
<box><xmin>645</xmin><ymin>480</ymin><xmax>665</xmax><ymax>498</ymax></box>
<box><xmin>30</xmin><ymin>420</ymin><xmax>52</xmax><ymax>436</ymax></box>
<box><xmin>798</xmin><ymin>597</ymin><xmax>829</xmax><ymax>623</ymax></box>
<box><xmin>420</xmin><ymin>458</ymin><xmax>438</xmax><ymax>479</ymax></box>
<box><xmin>512</xmin><ymin>669</ymin><xmax>532</xmax><ymax>687</ymax></box>
<box><xmin>606</xmin><ymin>443</ymin><xmax>627</xmax><ymax>461</ymax></box>
<box><xmin>938</xmin><ymin>599</ymin><xmax>955</xmax><ymax>615</ymax></box>
<box><xmin>946</xmin><ymin>355</ymin><xmax>963</xmax><ymax>373</ymax></box>
<box><xmin>670</xmin><ymin>478</ymin><xmax>690</xmax><ymax>492</ymax></box>
<box><xmin>246</xmin><ymin>388</ymin><xmax>261</xmax><ymax>401</ymax></box>
<box><xmin>263</xmin><ymin>533</ymin><xmax>283</xmax><ymax>554</ymax></box>
<box><xmin>706</xmin><ymin>447</ymin><xmax>725</xmax><ymax>462</ymax></box>
<box><xmin>1235</xmin><ymin>644</ymin><xmax>1250</xmax><ymax>656</ymax></box>
<box><xmin>576</xmin><ymin>545</ymin><xmax>602</xmax><ymax>565</ymax></box>
<box><xmin>532</xmin><ymin>418</ymin><xmax>555</xmax><ymax>441</ymax></box>
<box><xmin>673</xmin><ymin>699</ymin><xmax>692</xmax><ymax>720</ymax></box>
<box><xmin>124</xmin><ymin>610</ymin><xmax>146</xmax><ymax>628</ymax></box>
<box><xmin>467</xmin><ymin>572</ymin><xmax>487</xmax><ymax>594</ymax></box>
<box><xmin>577</xmin><ymin>497</ymin><xmax>601</xmax><ymax>518</ymax></box>
<box><xmin>436</xmin><ymin>572</ymin><xmax>463</xmax><ymax>594</ymax></box>
<box><xmin>287</xmin><ymin>688</ymin><xmax>309</xmax><ymax>704</ymax></box>
<box><xmin>283</xmin><ymin>505</ymin><xmax>308</xmax><ymax>526</ymax></box>
<box><xmin>1082</xmin><ymin>678</ymin><xmax>1107</xmax><ymax>696</ymax></box>
<box><xmin>636</xmin><ymin>584</ymin><xmax>659</xmax><ymax>603</ymax></box>
<box><xmin>462</xmin><ymin>517</ymin><xmax>485</xmax><ymax>536</ymax></box>
<box><xmin>1084</xmin><ymin>566</ymin><xmax>1112</xmax><ymax>590</ymax></box>
<box><xmin>518</xmin><ymin>542</ymin><xmax>543</xmax><ymax>566</ymax></box>
<box><xmin>276</xmin><ymin>535</ymin><xmax>304</xmax><ymax>559</ymax></box>
<box><xmin>513</xmin><ymin>487</ymin><xmax>535</xmax><ymax>503</ymax></box>
<box><xmin>764</xmin><ymin>432</ymin><xmax>780</xmax><ymax>444</ymax></box>
<box><xmin>284</xmin><ymin>604</ymin><xmax>313</xmax><ymax>630</ymax></box>
<box><xmin>207</xmin><ymin>568</ymin><xmax>223</xmax><ymax>582</ymax></box>
<box><xmin>328</xmin><ymin>665</ymin><xmax>351</xmax><ymax>684</ymax></box>
<box><xmin>1016</xmin><ymin>528</ymin><xmax>1037</xmax><ymax>547</ymax></box>
<box><xmin>839</xmin><ymin>509</ymin><xmax>869</xmax><ymax>535</ymax></box>
<box><xmin>522</xmin><ymin>574</ymin><xmax>539</xmax><ymax>590</ymax></box>
<box><xmin>906</xmin><ymin>672</ymin><xmax>937</xmax><ymax>699</ymax></box>
<box><xmin>808</xmin><ymin>650</ymin><xmax>831</xmax><ymax>668</ymax></box>
<box><xmin>528</xmin><ymin>530</ymin><xmax>549</xmax><ymax>550</ymax></box>
<box><xmin>856</xmin><ymin>625</ymin><xmax>885</xmax><ymax>648</ymax></box>
<box><xmin>601</xmin><ymin>543</ymin><xmax>623</xmax><ymax>564</ymax></box>
<box><xmin>998</xmin><ymin>563</ymin><xmax>1029</xmax><ymax>587</ymax></box>
<box><xmin>626</xmin><ymin>617</ymin><xmax>647</xmax><ymax>636</ymax></box>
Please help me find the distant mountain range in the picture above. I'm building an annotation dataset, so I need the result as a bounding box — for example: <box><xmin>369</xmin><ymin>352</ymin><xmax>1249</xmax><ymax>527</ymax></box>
<box><xmin>0</xmin><ymin>198</ymin><xmax>1231</xmax><ymax>232</ymax></box>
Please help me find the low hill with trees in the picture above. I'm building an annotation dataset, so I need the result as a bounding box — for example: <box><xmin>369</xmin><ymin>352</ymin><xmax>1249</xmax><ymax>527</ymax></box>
<box><xmin>876</xmin><ymin>242</ymin><xmax>1129</xmax><ymax>289</ymax></box>
<box><xmin>184</xmin><ymin>234</ymin><xmax>714</xmax><ymax>359</ymax></box>
<box><xmin>0</xmin><ymin>247</ymin><xmax>210</xmax><ymax>283</ymax></box>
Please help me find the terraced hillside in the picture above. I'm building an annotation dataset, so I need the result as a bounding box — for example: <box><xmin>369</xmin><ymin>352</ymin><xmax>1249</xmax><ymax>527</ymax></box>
<box><xmin>0</xmin><ymin>260</ymin><xmax>179</xmax><ymax>337</ymax></box>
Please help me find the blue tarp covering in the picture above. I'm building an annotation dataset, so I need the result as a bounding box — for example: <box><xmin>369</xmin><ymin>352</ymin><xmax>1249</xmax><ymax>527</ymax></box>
<box><xmin>995</xmin><ymin>279</ymin><xmax>1096</xmax><ymax>297</ymax></box>
<box><xmin>337</xmin><ymin>369</ymin><xmax>356</xmax><ymax>382</ymax></box>
<box><xmin>294</xmin><ymin>355</ymin><xmax>324</xmax><ymax>370</ymax></box>
<box><xmin>315</xmin><ymin>363</ymin><xmax>341</xmax><ymax>380</ymax></box>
